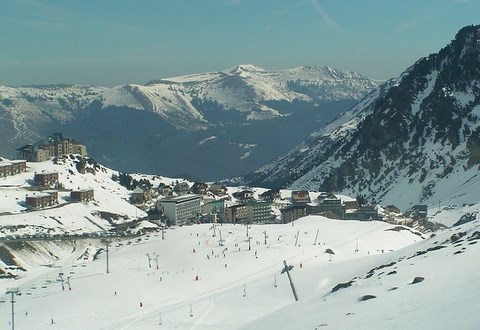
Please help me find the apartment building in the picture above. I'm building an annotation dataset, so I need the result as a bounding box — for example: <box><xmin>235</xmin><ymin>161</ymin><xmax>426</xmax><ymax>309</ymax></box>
<box><xmin>25</xmin><ymin>191</ymin><xmax>58</xmax><ymax>210</ymax></box>
<box><xmin>71</xmin><ymin>189</ymin><xmax>95</xmax><ymax>202</ymax></box>
<box><xmin>157</xmin><ymin>194</ymin><xmax>201</xmax><ymax>226</ymax></box>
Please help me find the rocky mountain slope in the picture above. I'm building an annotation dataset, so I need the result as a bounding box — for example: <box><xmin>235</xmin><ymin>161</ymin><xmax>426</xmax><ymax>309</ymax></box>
<box><xmin>243</xmin><ymin>25</ymin><xmax>480</xmax><ymax>211</ymax></box>
<box><xmin>0</xmin><ymin>65</ymin><xmax>379</xmax><ymax>180</ymax></box>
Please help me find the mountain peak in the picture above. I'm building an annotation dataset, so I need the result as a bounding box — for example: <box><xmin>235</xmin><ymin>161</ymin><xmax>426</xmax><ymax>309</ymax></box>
<box><xmin>454</xmin><ymin>24</ymin><xmax>480</xmax><ymax>45</ymax></box>
<box><xmin>223</xmin><ymin>64</ymin><xmax>268</xmax><ymax>75</ymax></box>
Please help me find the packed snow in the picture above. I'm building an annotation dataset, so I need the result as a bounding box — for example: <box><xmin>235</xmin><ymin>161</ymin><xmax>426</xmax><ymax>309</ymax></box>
<box><xmin>0</xmin><ymin>216</ymin><xmax>433</xmax><ymax>329</ymax></box>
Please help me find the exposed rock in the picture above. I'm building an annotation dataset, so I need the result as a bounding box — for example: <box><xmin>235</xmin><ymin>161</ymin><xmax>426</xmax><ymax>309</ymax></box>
<box><xmin>359</xmin><ymin>294</ymin><xmax>376</xmax><ymax>301</ymax></box>
<box><xmin>410</xmin><ymin>276</ymin><xmax>425</xmax><ymax>284</ymax></box>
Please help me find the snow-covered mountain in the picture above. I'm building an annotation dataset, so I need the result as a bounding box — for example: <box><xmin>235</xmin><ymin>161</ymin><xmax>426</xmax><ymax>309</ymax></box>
<box><xmin>0</xmin><ymin>65</ymin><xmax>379</xmax><ymax>180</ymax></box>
<box><xmin>244</xmin><ymin>25</ymin><xmax>480</xmax><ymax>212</ymax></box>
<box><xmin>145</xmin><ymin>64</ymin><xmax>379</xmax><ymax>125</ymax></box>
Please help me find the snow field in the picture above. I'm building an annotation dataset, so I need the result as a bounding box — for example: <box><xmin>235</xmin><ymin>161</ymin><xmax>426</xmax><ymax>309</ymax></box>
<box><xmin>0</xmin><ymin>216</ymin><xmax>422</xmax><ymax>329</ymax></box>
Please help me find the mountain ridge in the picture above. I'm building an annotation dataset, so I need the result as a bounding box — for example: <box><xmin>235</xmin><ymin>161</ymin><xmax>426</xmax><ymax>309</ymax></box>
<box><xmin>0</xmin><ymin>65</ymin><xmax>379</xmax><ymax>180</ymax></box>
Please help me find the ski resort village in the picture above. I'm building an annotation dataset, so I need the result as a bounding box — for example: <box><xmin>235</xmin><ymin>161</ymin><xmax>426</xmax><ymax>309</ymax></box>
<box><xmin>2</xmin><ymin>133</ymin><xmax>431</xmax><ymax>236</ymax></box>
<box><xmin>2</xmin><ymin>15</ymin><xmax>480</xmax><ymax>329</ymax></box>
<box><xmin>0</xmin><ymin>130</ymin><xmax>479</xmax><ymax>329</ymax></box>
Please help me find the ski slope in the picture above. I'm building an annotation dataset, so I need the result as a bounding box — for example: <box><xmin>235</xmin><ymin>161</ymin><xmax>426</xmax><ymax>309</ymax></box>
<box><xmin>0</xmin><ymin>216</ymin><xmax>426</xmax><ymax>329</ymax></box>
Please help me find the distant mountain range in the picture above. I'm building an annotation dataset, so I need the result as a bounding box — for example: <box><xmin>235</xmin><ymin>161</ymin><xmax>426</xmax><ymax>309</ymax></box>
<box><xmin>0</xmin><ymin>65</ymin><xmax>379</xmax><ymax>180</ymax></box>
<box><xmin>243</xmin><ymin>25</ymin><xmax>480</xmax><ymax>211</ymax></box>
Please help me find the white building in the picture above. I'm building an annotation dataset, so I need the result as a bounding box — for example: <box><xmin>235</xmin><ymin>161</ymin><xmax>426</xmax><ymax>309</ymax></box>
<box><xmin>157</xmin><ymin>194</ymin><xmax>201</xmax><ymax>226</ymax></box>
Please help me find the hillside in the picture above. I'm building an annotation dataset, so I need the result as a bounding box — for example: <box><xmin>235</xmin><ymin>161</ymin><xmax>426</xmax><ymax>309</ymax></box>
<box><xmin>0</xmin><ymin>155</ymin><xmax>154</xmax><ymax>240</ymax></box>
<box><xmin>0</xmin><ymin>65</ymin><xmax>379</xmax><ymax>180</ymax></box>
<box><xmin>243</xmin><ymin>25</ymin><xmax>480</xmax><ymax>214</ymax></box>
<box><xmin>244</xmin><ymin>218</ymin><xmax>480</xmax><ymax>330</ymax></box>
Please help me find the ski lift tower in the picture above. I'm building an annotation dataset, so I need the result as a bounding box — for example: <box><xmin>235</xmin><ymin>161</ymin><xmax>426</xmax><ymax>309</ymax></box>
<box><xmin>281</xmin><ymin>261</ymin><xmax>298</xmax><ymax>301</ymax></box>
<box><xmin>6</xmin><ymin>287</ymin><xmax>19</xmax><ymax>330</ymax></box>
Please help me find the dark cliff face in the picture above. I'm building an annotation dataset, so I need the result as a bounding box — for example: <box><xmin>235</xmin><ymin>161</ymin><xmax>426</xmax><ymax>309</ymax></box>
<box><xmin>245</xmin><ymin>25</ymin><xmax>480</xmax><ymax>206</ymax></box>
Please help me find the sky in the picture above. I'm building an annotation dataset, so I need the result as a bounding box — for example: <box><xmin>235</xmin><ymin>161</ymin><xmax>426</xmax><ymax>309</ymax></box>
<box><xmin>1</xmin><ymin>0</ymin><xmax>479</xmax><ymax>86</ymax></box>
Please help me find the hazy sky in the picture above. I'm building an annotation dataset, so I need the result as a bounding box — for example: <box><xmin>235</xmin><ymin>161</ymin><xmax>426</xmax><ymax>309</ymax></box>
<box><xmin>1</xmin><ymin>0</ymin><xmax>478</xmax><ymax>86</ymax></box>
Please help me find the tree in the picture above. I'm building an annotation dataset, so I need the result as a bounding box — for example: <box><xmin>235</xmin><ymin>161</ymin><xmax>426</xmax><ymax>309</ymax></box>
<box><xmin>356</xmin><ymin>194</ymin><xmax>368</xmax><ymax>207</ymax></box>
<box><xmin>118</xmin><ymin>173</ymin><xmax>133</xmax><ymax>189</ymax></box>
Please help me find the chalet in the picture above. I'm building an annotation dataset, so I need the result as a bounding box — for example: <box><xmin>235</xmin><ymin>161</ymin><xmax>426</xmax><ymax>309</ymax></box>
<box><xmin>191</xmin><ymin>182</ymin><xmax>208</xmax><ymax>195</ymax></box>
<box><xmin>131</xmin><ymin>185</ymin><xmax>150</xmax><ymax>204</ymax></box>
<box><xmin>174</xmin><ymin>182</ymin><xmax>190</xmax><ymax>196</ymax></box>
<box><xmin>385</xmin><ymin>205</ymin><xmax>401</xmax><ymax>214</ymax></box>
<box><xmin>317</xmin><ymin>192</ymin><xmax>330</xmax><ymax>202</ymax></box>
<box><xmin>259</xmin><ymin>189</ymin><xmax>280</xmax><ymax>201</ymax></box>
<box><xmin>34</xmin><ymin>172</ymin><xmax>59</xmax><ymax>187</ymax></box>
<box><xmin>71</xmin><ymin>189</ymin><xmax>94</xmax><ymax>202</ymax></box>
<box><xmin>317</xmin><ymin>193</ymin><xmax>345</xmax><ymax>219</ymax></box>
<box><xmin>208</xmin><ymin>183</ymin><xmax>228</xmax><ymax>196</ymax></box>
<box><xmin>233</xmin><ymin>189</ymin><xmax>254</xmax><ymax>201</ymax></box>
<box><xmin>26</xmin><ymin>191</ymin><xmax>58</xmax><ymax>210</ymax></box>
<box><xmin>291</xmin><ymin>191</ymin><xmax>311</xmax><ymax>204</ymax></box>
<box><xmin>281</xmin><ymin>205</ymin><xmax>307</xmax><ymax>223</ymax></box>
<box><xmin>157</xmin><ymin>183</ymin><xmax>172</xmax><ymax>196</ymax></box>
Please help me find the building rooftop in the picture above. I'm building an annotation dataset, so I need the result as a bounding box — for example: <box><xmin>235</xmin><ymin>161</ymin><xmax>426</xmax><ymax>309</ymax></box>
<box><xmin>35</xmin><ymin>171</ymin><xmax>58</xmax><ymax>175</ymax></box>
<box><xmin>160</xmin><ymin>194</ymin><xmax>200</xmax><ymax>203</ymax></box>
<box><xmin>26</xmin><ymin>192</ymin><xmax>53</xmax><ymax>198</ymax></box>
<box><xmin>72</xmin><ymin>189</ymin><xmax>93</xmax><ymax>193</ymax></box>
